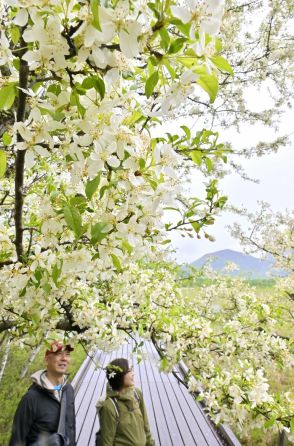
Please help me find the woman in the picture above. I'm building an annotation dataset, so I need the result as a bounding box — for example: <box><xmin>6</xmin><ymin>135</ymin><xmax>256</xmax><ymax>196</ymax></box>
<box><xmin>96</xmin><ymin>358</ymin><xmax>155</xmax><ymax>446</ymax></box>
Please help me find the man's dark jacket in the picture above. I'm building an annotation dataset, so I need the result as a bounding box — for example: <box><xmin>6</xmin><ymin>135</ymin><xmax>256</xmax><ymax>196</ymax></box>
<box><xmin>9</xmin><ymin>381</ymin><xmax>76</xmax><ymax>446</ymax></box>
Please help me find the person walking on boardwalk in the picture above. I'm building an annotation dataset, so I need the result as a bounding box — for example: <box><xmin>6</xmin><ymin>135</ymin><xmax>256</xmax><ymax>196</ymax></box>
<box><xmin>9</xmin><ymin>341</ymin><xmax>76</xmax><ymax>446</ymax></box>
<box><xmin>96</xmin><ymin>358</ymin><xmax>155</xmax><ymax>446</ymax></box>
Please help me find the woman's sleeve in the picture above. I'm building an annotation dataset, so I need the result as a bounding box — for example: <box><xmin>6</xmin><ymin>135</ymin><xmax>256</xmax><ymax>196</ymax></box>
<box><xmin>137</xmin><ymin>390</ymin><xmax>155</xmax><ymax>446</ymax></box>
<box><xmin>99</xmin><ymin>401</ymin><xmax>118</xmax><ymax>446</ymax></box>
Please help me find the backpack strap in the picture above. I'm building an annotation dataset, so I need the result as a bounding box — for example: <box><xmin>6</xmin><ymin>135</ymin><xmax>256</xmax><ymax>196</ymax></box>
<box><xmin>134</xmin><ymin>389</ymin><xmax>140</xmax><ymax>404</ymax></box>
<box><xmin>108</xmin><ymin>397</ymin><xmax>119</xmax><ymax>420</ymax></box>
<box><xmin>57</xmin><ymin>388</ymin><xmax>67</xmax><ymax>439</ymax></box>
<box><xmin>134</xmin><ymin>389</ymin><xmax>144</xmax><ymax>416</ymax></box>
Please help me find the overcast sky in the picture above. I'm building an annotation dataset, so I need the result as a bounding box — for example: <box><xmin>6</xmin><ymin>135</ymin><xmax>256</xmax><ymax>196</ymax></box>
<box><xmin>159</xmin><ymin>97</ymin><xmax>294</xmax><ymax>264</ymax></box>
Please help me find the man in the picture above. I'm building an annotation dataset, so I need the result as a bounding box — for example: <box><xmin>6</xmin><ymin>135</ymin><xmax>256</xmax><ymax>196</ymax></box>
<box><xmin>9</xmin><ymin>341</ymin><xmax>76</xmax><ymax>446</ymax></box>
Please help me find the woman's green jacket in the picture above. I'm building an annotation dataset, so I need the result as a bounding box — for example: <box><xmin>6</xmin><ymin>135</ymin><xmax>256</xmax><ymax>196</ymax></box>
<box><xmin>96</xmin><ymin>385</ymin><xmax>155</xmax><ymax>446</ymax></box>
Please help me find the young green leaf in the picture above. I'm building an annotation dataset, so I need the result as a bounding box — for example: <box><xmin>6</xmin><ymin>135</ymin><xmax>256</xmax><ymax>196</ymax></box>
<box><xmin>63</xmin><ymin>205</ymin><xmax>82</xmax><ymax>238</ymax></box>
<box><xmin>2</xmin><ymin>132</ymin><xmax>12</xmax><ymax>146</ymax></box>
<box><xmin>0</xmin><ymin>85</ymin><xmax>16</xmax><ymax>111</ymax></box>
<box><xmin>0</xmin><ymin>150</ymin><xmax>7</xmax><ymax>179</ymax></box>
<box><xmin>210</xmin><ymin>56</ymin><xmax>234</xmax><ymax>75</ymax></box>
<box><xmin>159</xmin><ymin>28</ymin><xmax>170</xmax><ymax>51</ymax></box>
<box><xmin>94</xmin><ymin>76</ymin><xmax>105</xmax><ymax>99</ymax></box>
<box><xmin>85</xmin><ymin>174</ymin><xmax>101</xmax><ymax>200</ymax></box>
<box><xmin>91</xmin><ymin>0</ymin><xmax>102</xmax><ymax>31</ymax></box>
<box><xmin>168</xmin><ymin>38</ymin><xmax>186</xmax><ymax>54</ymax></box>
<box><xmin>197</xmin><ymin>74</ymin><xmax>219</xmax><ymax>103</ymax></box>
<box><xmin>145</xmin><ymin>71</ymin><xmax>159</xmax><ymax>98</ymax></box>
<box><xmin>111</xmin><ymin>254</ymin><xmax>122</xmax><ymax>272</ymax></box>
<box><xmin>91</xmin><ymin>221</ymin><xmax>109</xmax><ymax>244</ymax></box>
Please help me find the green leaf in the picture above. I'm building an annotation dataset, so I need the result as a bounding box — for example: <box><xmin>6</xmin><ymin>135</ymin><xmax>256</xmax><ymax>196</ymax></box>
<box><xmin>190</xmin><ymin>150</ymin><xmax>202</xmax><ymax>166</ymax></box>
<box><xmin>171</xmin><ymin>19</ymin><xmax>191</xmax><ymax>37</ymax></box>
<box><xmin>159</xmin><ymin>28</ymin><xmax>170</xmax><ymax>51</ymax></box>
<box><xmin>205</xmin><ymin>157</ymin><xmax>214</xmax><ymax>172</ymax></box>
<box><xmin>121</xmin><ymin>239</ymin><xmax>133</xmax><ymax>254</ymax></box>
<box><xmin>47</xmin><ymin>84</ymin><xmax>61</xmax><ymax>95</ymax></box>
<box><xmin>111</xmin><ymin>254</ymin><xmax>122</xmax><ymax>272</ymax></box>
<box><xmin>91</xmin><ymin>0</ymin><xmax>102</xmax><ymax>31</ymax></box>
<box><xmin>168</xmin><ymin>38</ymin><xmax>186</xmax><ymax>54</ymax></box>
<box><xmin>145</xmin><ymin>71</ymin><xmax>159</xmax><ymax>98</ymax></box>
<box><xmin>43</xmin><ymin>282</ymin><xmax>52</xmax><ymax>294</ymax></box>
<box><xmin>2</xmin><ymin>132</ymin><xmax>12</xmax><ymax>146</ymax></box>
<box><xmin>139</xmin><ymin>158</ymin><xmax>145</xmax><ymax>169</ymax></box>
<box><xmin>91</xmin><ymin>221</ymin><xmax>109</xmax><ymax>244</ymax></box>
<box><xmin>82</xmin><ymin>76</ymin><xmax>105</xmax><ymax>99</ymax></box>
<box><xmin>162</xmin><ymin>58</ymin><xmax>176</xmax><ymax>79</ymax></box>
<box><xmin>197</xmin><ymin>74</ymin><xmax>219</xmax><ymax>103</ymax></box>
<box><xmin>10</xmin><ymin>26</ymin><xmax>20</xmax><ymax>45</ymax></box>
<box><xmin>13</xmin><ymin>59</ymin><xmax>20</xmax><ymax>71</ymax></box>
<box><xmin>210</xmin><ymin>56</ymin><xmax>234</xmax><ymax>75</ymax></box>
<box><xmin>70</xmin><ymin>90</ymin><xmax>86</xmax><ymax>117</ymax></box>
<box><xmin>0</xmin><ymin>84</ymin><xmax>16</xmax><ymax>111</ymax></box>
<box><xmin>34</xmin><ymin>267</ymin><xmax>42</xmax><ymax>284</ymax></box>
<box><xmin>63</xmin><ymin>205</ymin><xmax>82</xmax><ymax>238</ymax></box>
<box><xmin>164</xmin><ymin>0</ymin><xmax>172</xmax><ymax>11</ymax></box>
<box><xmin>94</xmin><ymin>76</ymin><xmax>105</xmax><ymax>99</ymax></box>
<box><xmin>82</xmin><ymin>77</ymin><xmax>96</xmax><ymax>90</ymax></box>
<box><xmin>215</xmin><ymin>38</ymin><xmax>222</xmax><ymax>53</ymax></box>
<box><xmin>160</xmin><ymin>356</ymin><xmax>169</xmax><ymax>371</ymax></box>
<box><xmin>180</xmin><ymin>125</ymin><xmax>191</xmax><ymax>139</ymax></box>
<box><xmin>147</xmin><ymin>2</ymin><xmax>161</xmax><ymax>19</ymax></box>
<box><xmin>0</xmin><ymin>150</ymin><xmax>7</xmax><ymax>179</ymax></box>
<box><xmin>85</xmin><ymin>174</ymin><xmax>101</xmax><ymax>200</ymax></box>
<box><xmin>122</xmin><ymin>110</ymin><xmax>143</xmax><ymax>126</ymax></box>
<box><xmin>190</xmin><ymin>220</ymin><xmax>201</xmax><ymax>233</ymax></box>
<box><xmin>52</xmin><ymin>263</ymin><xmax>62</xmax><ymax>286</ymax></box>
<box><xmin>264</xmin><ymin>417</ymin><xmax>276</xmax><ymax>429</ymax></box>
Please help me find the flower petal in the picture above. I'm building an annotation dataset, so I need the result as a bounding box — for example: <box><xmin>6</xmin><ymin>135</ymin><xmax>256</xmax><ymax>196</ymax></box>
<box><xmin>14</xmin><ymin>9</ymin><xmax>28</xmax><ymax>26</ymax></box>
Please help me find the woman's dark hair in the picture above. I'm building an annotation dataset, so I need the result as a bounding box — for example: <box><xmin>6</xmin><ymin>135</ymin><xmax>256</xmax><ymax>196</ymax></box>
<box><xmin>106</xmin><ymin>358</ymin><xmax>129</xmax><ymax>391</ymax></box>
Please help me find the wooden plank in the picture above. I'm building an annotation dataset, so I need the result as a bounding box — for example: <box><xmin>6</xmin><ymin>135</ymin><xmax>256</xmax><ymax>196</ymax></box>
<box><xmin>145</xmin><ymin>341</ymin><xmax>203</xmax><ymax>446</ymax></box>
<box><xmin>140</xmin><ymin>341</ymin><xmax>176</xmax><ymax>446</ymax></box>
<box><xmin>132</xmin><ymin>340</ymin><xmax>161</xmax><ymax>446</ymax></box>
<box><xmin>143</xmin><ymin>341</ymin><xmax>186</xmax><ymax>446</ymax></box>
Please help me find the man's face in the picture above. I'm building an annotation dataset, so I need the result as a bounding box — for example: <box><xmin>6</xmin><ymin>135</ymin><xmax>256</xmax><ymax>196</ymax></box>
<box><xmin>45</xmin><ymin>350</ymin><xmax>71</xmax><ymax>376</ymax></box>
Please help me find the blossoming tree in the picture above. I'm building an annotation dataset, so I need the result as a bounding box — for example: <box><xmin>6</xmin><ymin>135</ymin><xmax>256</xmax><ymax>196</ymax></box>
<box><xmin>0</xmin><ymin>0</ymin><xmax>230</xmax><ymax>343</ymax></box>
<box><xmin>1</xmin><ymin>1</ymin><xmax>293</xmax><ymax>440</ymax></box>
<box><xmin>179</xmin><ymin>0</ymin><xmax>294</xmax><ymax>159</ymax></box>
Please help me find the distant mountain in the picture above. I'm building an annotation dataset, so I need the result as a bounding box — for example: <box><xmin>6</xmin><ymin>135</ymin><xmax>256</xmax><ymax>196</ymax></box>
<box><xmin>191</xmin><ymin>249</ymin><xmax>285</xmax><ymax>279</ymax></box>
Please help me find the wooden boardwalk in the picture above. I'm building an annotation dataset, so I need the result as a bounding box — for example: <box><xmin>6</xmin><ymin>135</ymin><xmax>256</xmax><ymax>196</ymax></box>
<box><xmin>71</xmin><ymin>340</ymin><xmax>225</xmax><ymax>446</ymax></box>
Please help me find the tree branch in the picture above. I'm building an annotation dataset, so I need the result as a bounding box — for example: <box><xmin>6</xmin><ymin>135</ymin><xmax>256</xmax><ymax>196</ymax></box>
<box><xmin>14</xmin><ymin>32</ymin><xmax>29</xmax><ymax>262</ymax></box>
<box><xmin>0</xmin><ymin>318</ymin><xmax>87</xmax><ymax>334</ymax></box>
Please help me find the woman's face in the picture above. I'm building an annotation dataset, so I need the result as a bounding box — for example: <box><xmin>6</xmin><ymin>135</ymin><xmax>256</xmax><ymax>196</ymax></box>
<box><xmin>122</xmin><ymin>365</ymin><xmax>134</xmax><ymax>388</ymax></box>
